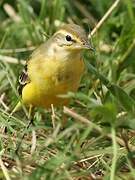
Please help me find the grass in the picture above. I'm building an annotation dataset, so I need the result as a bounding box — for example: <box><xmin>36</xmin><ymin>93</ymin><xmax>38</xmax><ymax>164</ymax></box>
<box><xmin>0</xmin><ymin>0</ymin><xmax>135</xmax><ymax>179</ymax></box>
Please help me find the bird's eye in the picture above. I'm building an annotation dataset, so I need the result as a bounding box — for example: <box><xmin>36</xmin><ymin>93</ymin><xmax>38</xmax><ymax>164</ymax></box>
<box><xmin>66</xmin><ymin>35</ymin><xmax>72</xmax><ymax>41</ymax></box>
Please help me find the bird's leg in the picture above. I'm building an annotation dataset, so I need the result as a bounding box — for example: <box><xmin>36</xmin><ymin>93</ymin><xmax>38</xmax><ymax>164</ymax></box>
<box><xmin>61</xmin><ymin>112</ymin><xmax>68</xmax><ymax>129</ymax></box>
<box><xmin>51</xmin><ymin>104</ymin><xmax>56</xmax><ymax>129</ymax></box>
<box><xmin>15</xmin><ymin>105</ymin><xmax>34</xmax><ymax>154</ymax></box>
<box><xmin>28</xmin><ymin>105</ymin><xmax>36</xmax><ymax>154</ymax></box>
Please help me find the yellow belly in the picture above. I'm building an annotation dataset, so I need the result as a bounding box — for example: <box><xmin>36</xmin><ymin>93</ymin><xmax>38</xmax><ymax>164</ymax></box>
<box><xmin>22</xmin><ymin>58</ymin><xmax>84</xmax><ymax>108</ymax></box>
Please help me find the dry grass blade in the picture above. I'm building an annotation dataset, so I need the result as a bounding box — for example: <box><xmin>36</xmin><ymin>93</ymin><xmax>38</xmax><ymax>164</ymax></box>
<box><xmin>63</xmin><ymin>106</ymin><xmax>135</xmax><ymax>151</ymax></box>
<box><xmin>0</xmin><ymin>93</ymin><xmax>9</xmax><ymax>111</ymax></box>
<box><xmin>63</xmin><ymin>106</ymin><xmax>102</xmax><ymax>133</ymax></box>
<box><xmin>0</xmin><ymin>55</ymin><xmax>25</xmax><ymax>64</ymax></box>
<box><xmin>0</xmin><ymin>46</ymin><xmax>35</xmax><ymax>54</ymax></box>
<box><xmin>3</xmin><ymin>3</ymin><xmax>21</xmax><ymax>22</ymax></box>
<box><xmin>89</xmin><ymin>0</ymin><xmax>121</xmax><ymax>37</ymax></box>
<box><xmin>30</xmin><ymin>130</ymin><xmax>37</xmax><ymax>154</ymax></box>
<box><xmin>0</xmin><ymin>158</ymin><xmax>11</xmax><ymax>180</ymax></box>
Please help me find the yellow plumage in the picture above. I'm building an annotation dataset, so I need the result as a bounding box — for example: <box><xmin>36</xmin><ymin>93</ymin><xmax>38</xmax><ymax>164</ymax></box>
<box><xmin>22</xmin><ymin>56</ymin><xmax>84</xmax><ymax>108</ymax></box>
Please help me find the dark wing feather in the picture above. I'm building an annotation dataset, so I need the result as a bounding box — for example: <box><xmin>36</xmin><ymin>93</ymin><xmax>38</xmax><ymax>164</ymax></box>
<box><xmin>17</xmin><ymin>63</ymin><xmax>30</xmax><ymax>95</ymax></box>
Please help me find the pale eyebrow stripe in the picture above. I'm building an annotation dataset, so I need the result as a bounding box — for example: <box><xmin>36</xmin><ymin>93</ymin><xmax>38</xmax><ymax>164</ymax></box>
<box><xmin>54</xmin><ymin>30</ymin><xmax>73</xmax><ymax>37</ymax></box>
<box><xmin>54</xmin><ymin>30</ymin><xmax>80</xmax><ymax>42</ymax></box>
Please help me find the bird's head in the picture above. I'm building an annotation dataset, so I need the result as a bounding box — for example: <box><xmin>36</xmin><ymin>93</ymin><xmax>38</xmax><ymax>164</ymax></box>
<box><xmin>52</xmin><ymin>24</ymin><xmax>94</xmax><ymax>53</ymax></box>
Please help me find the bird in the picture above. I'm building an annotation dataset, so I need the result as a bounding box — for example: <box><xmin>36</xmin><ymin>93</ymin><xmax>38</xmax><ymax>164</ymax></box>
<box><xmin>10</xmin><ymin>24</ymin><xmax>94</xmax><ymax>153</ymax></box>
<box><xmin>13</xmin><ymin>23</ymin><xmax>94</xmax><ymax>113</ymax></box>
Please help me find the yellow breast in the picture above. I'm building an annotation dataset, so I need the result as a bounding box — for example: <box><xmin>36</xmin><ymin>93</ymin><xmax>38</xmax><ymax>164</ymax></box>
<box><xmin>22</xmin><ymin>55</ymin><xmax>84</xmax><ymax>108</ymax></box>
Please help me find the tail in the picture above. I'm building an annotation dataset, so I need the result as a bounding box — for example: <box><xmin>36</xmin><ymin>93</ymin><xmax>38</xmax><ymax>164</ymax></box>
<box><xmin>10</xmin><ymin>101</ymin><xmax>22</xmax><ymax>116</ymax></box>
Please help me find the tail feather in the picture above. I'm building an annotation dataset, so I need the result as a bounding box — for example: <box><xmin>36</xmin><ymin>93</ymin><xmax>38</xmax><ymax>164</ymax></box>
<box><xmin>10</xmin><ymin>101</ymin><xmax>22</xmax><ymax>116</ymax></box>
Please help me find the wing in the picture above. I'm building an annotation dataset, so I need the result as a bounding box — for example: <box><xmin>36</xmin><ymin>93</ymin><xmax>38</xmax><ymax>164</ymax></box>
<box><xmin>17</xmin><ymin>63</ymin><xmax>30</xmax><ymax>95</ymax></box>
<box><xmin>17</xmin><ymin>41</ymin><xmax>50</xmax><ymax>95</ymax></box>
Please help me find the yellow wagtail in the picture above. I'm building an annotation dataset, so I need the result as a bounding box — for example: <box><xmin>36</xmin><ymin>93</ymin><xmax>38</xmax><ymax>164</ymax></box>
<box><xmin>13</xmin><ymin>23</ymin><xmax>93</xmax><ymax>114</ymax></box>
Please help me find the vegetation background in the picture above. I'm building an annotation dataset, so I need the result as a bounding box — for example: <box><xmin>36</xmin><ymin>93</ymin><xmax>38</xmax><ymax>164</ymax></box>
<box><xmin>0</xmin><ymin>0</ymin><xmax>135</xmax><ymax>179</ymax></box>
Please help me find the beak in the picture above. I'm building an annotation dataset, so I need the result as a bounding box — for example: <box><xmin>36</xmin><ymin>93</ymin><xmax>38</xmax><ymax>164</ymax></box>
<box><xmin>83</xmin><ymin>42</ymin><xmax>95</xmax><ymax>51</ymax></box>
